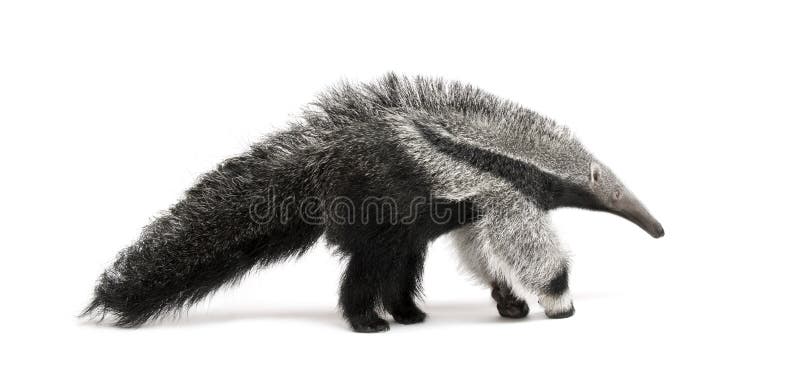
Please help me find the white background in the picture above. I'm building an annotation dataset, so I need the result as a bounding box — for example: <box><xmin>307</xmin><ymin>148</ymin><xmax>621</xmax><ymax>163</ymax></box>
<box><xmin>1</xmin><ymin>1</ymin><xmax>798</xmax><ymax>391</ymax></box>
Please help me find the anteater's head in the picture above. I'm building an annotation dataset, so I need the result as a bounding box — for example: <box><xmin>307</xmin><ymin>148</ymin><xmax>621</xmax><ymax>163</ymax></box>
<box><xmin>412</xmin><ymin>118</ymin><xmax>664</xmax><ymax>238</ymax></box>
<box><xmin>557</xmin><ymin>160</ymin><xmax>664</xmax><ymax>239</ymax></box>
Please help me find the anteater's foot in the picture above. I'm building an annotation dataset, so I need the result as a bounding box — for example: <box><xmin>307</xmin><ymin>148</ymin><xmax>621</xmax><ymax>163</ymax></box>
<box><xmin>544</xmin><ymin>305</ymin><xmax>575</xmax><ymax>319</ymax></box>
<box><xmin>497</xmin><ymin>301</ymin><xmax>530</xmax><ymax>319</ymax></box>
<box><xmin>390</xmin><ymin>305</ymin><xmax>427</xmax><ymax>325</ymax></box>
<box><xmin>539</xmin><ymin>291</ymin><xmax>575</xmax><ymax>319</ymax></box>
<box><xmin>348</xmin><ymin>314</ymin><xmax>390</xmax><ymax>333</ymax></box>
<box><xmin>492</xmin><ymin>282</ymin><xmax>530</xmax><ymax>319</ymax></box>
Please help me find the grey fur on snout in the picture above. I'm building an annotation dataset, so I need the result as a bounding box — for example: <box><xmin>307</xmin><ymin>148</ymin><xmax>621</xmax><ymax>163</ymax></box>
<box><xmin>611</xmin><ymin>199</ymin><xmax>664</xmax><ymax>238</ymax></box>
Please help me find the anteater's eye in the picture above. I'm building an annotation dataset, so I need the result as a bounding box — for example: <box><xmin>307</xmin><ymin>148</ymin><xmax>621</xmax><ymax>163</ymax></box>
<box><xmin>613</xmin><ymin>190</ymin><xmax>622</xmax><ymax>200</ymax></box>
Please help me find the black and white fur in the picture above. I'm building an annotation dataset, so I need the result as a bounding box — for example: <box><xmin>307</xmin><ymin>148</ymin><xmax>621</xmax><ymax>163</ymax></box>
<box><xmin>83</xmin><ymin>73</ymin><xmax>664</xmax><ymax>332</ymax></box>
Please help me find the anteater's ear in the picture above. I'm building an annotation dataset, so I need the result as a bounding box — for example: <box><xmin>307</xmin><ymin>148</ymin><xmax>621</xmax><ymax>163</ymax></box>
<box><xmin>590</xmin><ymin>162</ymin><xmax>602</xmax><ymax>184</ymax></box>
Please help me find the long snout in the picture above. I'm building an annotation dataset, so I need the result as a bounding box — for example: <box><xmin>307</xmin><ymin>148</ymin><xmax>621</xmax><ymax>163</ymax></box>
<box><xmin>612</xmin><ymin>198</ymin><xmax>664</xmax><ymax>238</ymax></box>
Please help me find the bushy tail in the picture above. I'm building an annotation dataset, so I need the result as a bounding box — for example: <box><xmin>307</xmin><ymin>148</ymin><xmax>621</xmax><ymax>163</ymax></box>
<box><xmin>82</xmin><ymin>128</ymin><xmax>323</xmax><ymax>327</ymax></box>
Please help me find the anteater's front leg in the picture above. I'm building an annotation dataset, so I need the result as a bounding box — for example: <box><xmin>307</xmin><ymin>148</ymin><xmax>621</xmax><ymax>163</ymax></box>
<box><xmin>538</xmin><ymin>269</ymin><xmax>575</xmax><ymax>319</ymax></box>
<box><xmin>453</xmin><ymin>225</ymin><xmax>531</xmax><ymax>319</ymax></box>
<box><xmin>491</xmin><ymin>281</ymin><xmax>530</xmax><ymax>319</ymax></box>
<box><xmin>482</xmin><ymin>208</ymin><xmax>575</xmax><ymax>320</ymax></box>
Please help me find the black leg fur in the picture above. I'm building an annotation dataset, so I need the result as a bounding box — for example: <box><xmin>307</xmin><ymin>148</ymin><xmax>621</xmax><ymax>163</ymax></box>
<box><xmin>334</xmin><ymin>199</ymin><xmax>480</xmax><ymax>332</ymax></box>
<box><xmin>340</xmin><ymin>252</ymin><xmax>390</xmax><ymax>333</ymax></box>
<box><xmin>315</xmin><ymin>128</ymin><xmax>481</xmax><ymax>332</ymax></box>
<box><xmin>491</xmin><ymin>282</ymin><xmax>529</xmax><ymax>319</ymax></box>
<box><xmin>382</xmin><ymin>250</ymin><xmax>427</xmax><ymax>325</ymax></box>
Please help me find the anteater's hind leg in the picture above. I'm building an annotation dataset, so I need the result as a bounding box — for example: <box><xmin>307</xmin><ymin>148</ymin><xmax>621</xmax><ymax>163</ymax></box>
<box><xmin>377</xmin><ymin>198</ymin><xmax>478</xmax><ymax>325</ymax></box>
<box><xmin>337</xmin><ymin>198</ymin><xmax>478</xmax><ymax>332</ymax></box>
<box><xmin>381</xmin><ymin>248</ymin><xmax>427</xmax><ymax>325</ymax></box>
<box><xmin>339</xmin><ymin>251</ymin><xmax>390</xmax><ymax>333</ymax></box>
